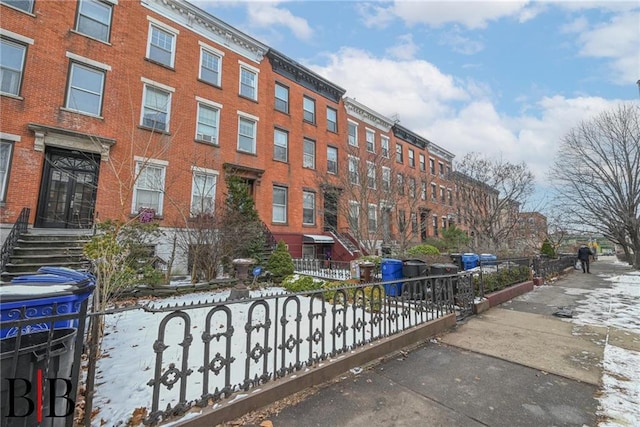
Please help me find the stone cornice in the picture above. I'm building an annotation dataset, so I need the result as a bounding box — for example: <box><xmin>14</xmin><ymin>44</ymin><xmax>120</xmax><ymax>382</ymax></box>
<box><xmin>344</xmin><ymin>97</ymin><xmax>395</xmax><ymax>132</ymax></box>
<box><xmin>428</xmin><ymin>142</ymin><xmax>455</xmax><ymax>162</ymax></box>
<box><xmin>267</xmin><ymin>50</ymin><xmax>345</xmax><ymax>103</ymax></box>
<box><xmin>141</xmin><ymin>0</ymin><xmax>268</xmax><ymax>63</ymax></box>
<box><xmin>392</xmin><ymin>124</ymin><xmax>429</xmax><ymax>149</ymax></box>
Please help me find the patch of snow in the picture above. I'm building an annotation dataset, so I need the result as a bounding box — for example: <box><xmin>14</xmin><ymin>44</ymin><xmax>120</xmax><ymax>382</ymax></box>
<box><xmin>597</xmin><ymin>345</ymin><xmax>640</xmax><ymax>426</ymax></box>
<box><xmin>0</xmin><ymin>284</ymin><xmax>75</xmax><ymax>295</ymax></box>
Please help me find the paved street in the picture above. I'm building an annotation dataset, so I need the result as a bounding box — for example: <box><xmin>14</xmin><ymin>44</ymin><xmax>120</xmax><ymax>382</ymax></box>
<box><xmin>238</xmin><ymin>257</ymin><xmax>638</xmax><ymax>427</ymax></box>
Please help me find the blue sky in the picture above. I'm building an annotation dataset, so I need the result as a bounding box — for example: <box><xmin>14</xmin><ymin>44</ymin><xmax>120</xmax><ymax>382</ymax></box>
<box><xmin>194</xmin><ymin>1</ymin><xmax>639</xmax><ymax>206</ymax></box>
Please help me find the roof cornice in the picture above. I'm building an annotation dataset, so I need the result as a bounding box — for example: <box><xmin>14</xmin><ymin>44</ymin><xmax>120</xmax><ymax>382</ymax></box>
<box><xmin>141</xmin><ymin>0</ymin><xmax>268</xmax><ymax>63</ymax></box>
<box><xmin>428</xmin><ymin>142</ymin><xmax>455</xmax><ymax>161</ymax></box>
<box><xmin>392</xmin><ymin>124</ymin><xmax>429</xmax><ymax>149</ymax></box>
<box><xmin>267</xmin><ymin>49</ymin><xmax>345</xmax><ymax>103</ymax></box>
<box><xmin>344</xmin><ymin>97</ymin><xmax>395</xmax><ymax>132</ymax></box>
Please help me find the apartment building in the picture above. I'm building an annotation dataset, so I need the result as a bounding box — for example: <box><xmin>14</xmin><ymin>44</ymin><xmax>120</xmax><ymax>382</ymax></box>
<box><xmin>0</xmin><ymin>0</ymin><xmax>493</xmax><ymax>270</ymax></box>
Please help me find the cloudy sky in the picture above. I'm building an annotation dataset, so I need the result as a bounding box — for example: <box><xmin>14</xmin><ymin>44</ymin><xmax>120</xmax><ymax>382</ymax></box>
<box><xmin>196</xmin><ymin>0</ymin><xmax>639</xmax><ymax>205</ymax></box>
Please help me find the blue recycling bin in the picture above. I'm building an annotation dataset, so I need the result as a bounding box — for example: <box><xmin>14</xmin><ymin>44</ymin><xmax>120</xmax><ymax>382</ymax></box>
<box><xmin>381</xmin><ymin>258</ymin><xmax>403</xmax><ymax>296</ymax></box>
<box><xmin>479</xmin><ymin>253</ymin><xmax>497</xmax><ymax>266</ymax></box>
<box><xmin>461</xmin><ymin>253</ymin><xmax>479</xmax><ymax>270</ymax></box>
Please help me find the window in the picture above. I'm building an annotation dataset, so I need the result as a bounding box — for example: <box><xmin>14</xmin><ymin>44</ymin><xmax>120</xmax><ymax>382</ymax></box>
<box><xmin>133</xmin><ymin>160</ymin><xmax>166</xmax><ymax>215</ymax></box>
<box><xmin>196</xmin><ymin>102</ymin><xmax>220</xmax><ymax>144</ymax></box>
<box><xmin>141</xmin><ymin>85</ymin><xmax>171</xmax><ymax>131</ymax></box>
<box><xmin>419</xmin><ymin>154</ymin><xmax>425</xmax><ymax>172</ymax></box>
<box><xmin>327</xmin><ymin>146</ymin><xmax>338</xmax><ymax>174</ymax></box>
<box><xmin>439</xmin><ymin>162</ymin><xmax>444</xmax><ymax>176</ymax></box>
<box><xmin>65</xmin><ymin>62</ymin><xmax>105</xmax><ymax>116</ymax></box>
<box><xmin>366</xmin><ymin>129</ymin><xmax>375</xmax><ymax>152</ymax></box>
<box><xmin>0</xmin><ymin>38</ymin><xmax>27</xmax><ymax>96</ymax></box>
<box><xmin>237</xmin><ymin>115</ymin><xmax>257</xmax><ymax>154</ymax></box>
<box><xmin>398</xmin><ymin>210</ymin><xmax>406</xmax><ymax>232</ymax></box>
<box><xmin>447</xmin><ymin>189</ymin><xmax>452</xmax><ymax>206</ymax></box>
<box><xmin>381</xmin><ymin>136</ymin><xmax>389</xmax><ymax>158</ymax></box>
<box><xmin>421</xmin><ymin>181</ymin><xmax>427</xmax><ymax>200</ymax></box>
<box><xmin>303</xmin><ymin>191</ymin><xmax>315</xmax><ymax>225</ymax></box>
<box><xmin>432</xmin><ymin>215</ymin><xmax>438</xmax><ymax>236</ymax></box>
<box><xmin>239</xmin><ymin>65</ymin><xmax>257</xmax><ymax>100</ymax></box>
<box><xmin>349</xmin><ymin>201</ymin><xmax>359</xmax><ymax>229</ymax></box>
<box><xmin>191</xmin><ymin>171</ymin><xmax>217</xmax><ymax>215</ymax></box>
<box><xmin>440</xmin><ymin>186</ymin><xmax>446</xmax><ymax>203</ymax></box>
<box><xmin>348</xmin><ymin>121</ymin><xmax>358</xmax><ymax>146</ymax></box>
<box><xmin>368</xmin><ymin>204</ymin><xmax>377</xmax><ymax>231</ymax></box>
<box><xmin>327</xmin><ymin>107</ymin><xmax>337</xmax><ymax>132</ymax></box>
<box><xmin>348</xmin><ymin>156</ymin><xmax>359</xmax><ymax>185</ymax></box>
<box><xmin>0</xmin><ymin>141</ymin><xmax>13</xmax><ymax>201</ymax></box>
<box><xmin>76</xmin><ymin>0</ymin><xmax>112</xmax><ymax>42</ymax></box>
<box><xmin>275</xmin><ymin>83</ymin><xmax>288</xmax><ymax>113</ymax></box>
<box><xmin>411</xmin><ymin>213</ymin><xmax>418</xmax><ymax>234</ymax></box>
<box><xmin>382</xmin><ymin>167</ymin><xmax>391</xmax><ymax>191</ymax></box>
<box><xmin>274</xmin><ymin>128</ymin><xmax>288</xmax><ymax>162</ymax></box>
<box><xmin>431</xmin><ymin>183</ymin><xmax>437</xmax><ymax>200</ymax></box>
<box><xmin>429</xmin><ymin>158</ymin><xmax>435</xmax><ymax>174</ymax></box>
<box><xmin>272</xmin><ymin>186</ymin><xmax>287</xmax><ymax>223</ymax></box>
<box><xmin>397</xmin><ymin>173</ymin><xmax>404</xmax><ymax>195</ymax></box>
<box><xmin>303</xmin><ymin>138</ymin><xmax>315</xmax><ymax>169</ymax></box>
<box><xmin>367</xmin><ymin>161</ymin><xmax>376</xmax><ymax>189</ymax></box>
<box><xmin>446</xmin><ymin>165</ymin><xmax>451</xmax><ymax>175</ymax></box>
<box><xmin>408</xmin><ymin>149</ymin><xmax>415</xmax><ymax>167</ymax></box>
<box><xmin>147</xmin><ymin>24</ymin><xmax>175</xmax><ymax>67</ymax></box>
<box><xmin>396</xmin><ymin>144</ymin><xmax>403</xmax><ymax>163</ymax></box>
<box><xmin>2</xmin><ymin>0</ymin><xmax>33</xmax><ymax>13</ymax></box>
<box><xmin>200</xmin><ymin>48</ymin><xmax>221</xmax><ymax>86</ymax></box>
<box><xmin>303</xmin><ymin>96</ymin><xmax>315</xmax><ymax>123</ymax></box>
<box><xmin>409</xmin><ymin>177</ymin><xmax>416</xmax><ymax>198</ymax></box>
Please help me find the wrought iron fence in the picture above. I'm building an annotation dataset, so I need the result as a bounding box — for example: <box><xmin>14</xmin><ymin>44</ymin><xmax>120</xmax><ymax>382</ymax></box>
<box><xmin>1</xmin><ymin>207</ymin><xmax>30</xmax><ymax>273</ymax></box>
<box><xmin>83</xmin><ymin>277</ymin><xmax>455</xmax><ymax>425</ymax></box>
<box><xmin>292</xmin><ymin>258</ymin><xmax>352</xmax><ymax>280</ymax></box>
<box><xmin>474</xmin><ymin>257</ymin><xmax>532</xmax><ymax>299</ymax></box>
<box><xmin>532</xmin><ymin>255</ymin><xmax>577</xmax><ymax>279</ymax></box>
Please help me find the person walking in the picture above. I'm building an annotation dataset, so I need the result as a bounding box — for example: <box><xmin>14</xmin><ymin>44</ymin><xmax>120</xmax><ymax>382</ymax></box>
<box><xmin>577</xmin><ymin>244</ymin><xmax>593</xmax><ymax>274</ymax></box>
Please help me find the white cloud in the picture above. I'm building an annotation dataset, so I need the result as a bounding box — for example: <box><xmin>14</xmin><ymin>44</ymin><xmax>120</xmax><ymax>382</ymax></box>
<box><xmin>356</xmin><ymin>2</ymin><xmax>397</xmax><ymax>28</ymax></box>
<box><xmin>245</xmin><ymin>2</ymin><xmax>314</xmax><ymax>41</ymax></box>
<box><xmin>438</xmin><ymin>27</ymin><xmax>485</xmax><ymax>55</ymax></box>
<box><xmin>386</xmin><ymin>33</ymin><xmax>420</xmax><ymax>60</ymax></box>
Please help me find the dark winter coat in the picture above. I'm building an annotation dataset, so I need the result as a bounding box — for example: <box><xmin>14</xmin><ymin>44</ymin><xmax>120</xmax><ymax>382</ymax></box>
<box><xmin>577</xmin><ymin>246</ymin><xmax>593</xmax><ymax>261</ymax></box>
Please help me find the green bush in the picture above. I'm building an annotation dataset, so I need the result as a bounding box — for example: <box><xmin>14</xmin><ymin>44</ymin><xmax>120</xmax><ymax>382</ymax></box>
<box><xmin>266</xmin><ymin>240</ymin><xmax>294</xmax><ymax>282</ymax></box>
<box><xmin>540</xmin><ymin>239</ymin><xmax>556</xmax><ymax>258</ymax></box>
<box><xmin>407</xmin><ymin>244</ymin><xmax>441</xmax><ymax>257</ymax></box>
<box><xmin>475</xmin><ymin>266</ymin><xmax>531</xmax><ymax>295</ymax></box>
<box><xmin>281</xmin><ymin>274</ymin><xmax>324</xmax><ymax>292</ymax></box>
<box><xmin>321</xmin><ymin>281</ymin><xmax>385</xmax><ymax>312</ymax></box>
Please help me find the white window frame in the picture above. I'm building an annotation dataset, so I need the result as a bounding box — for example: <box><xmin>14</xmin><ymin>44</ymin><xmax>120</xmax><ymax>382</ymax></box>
<box><xmin>381</xmin><ymin>136</ymin><xmax>389</xmax><ymax>158</ymax></box>
<box><xmin>2</xmin><ymin>0</ymin><xmax>34</xmax><ymax>13</ymax></box>
<box><xmin>421</xmin><ymin>181</ymin><xmax>427</xmax><ymax>200</ymax></box>
<box><xmin>65</xmin><ymin>62</ymin><xmax>106</xmax><ymax>116</ymax></box>
<box><xmin>146</xmin><ymin>19</ymin><xmax>178</xmax><ymax>68</ymax></box>
<box><xmin>239</xmin><ymin>61</ymin><xmax>259</xmax><ymax>100</ymax></box>
<box><xmin>327</xmin><ymin>106</ymin><xmax>337</xmax><ymax>132</ymax></box>
<box><xmin>382</xmin><ymin>166</ymin><xmax>391</xmax><ymax>191</ymax></box>
<box><xmin>430</xmin><ymin>158</ymin><xmax>435</xmax><ymax>174</ymax></box>
<box><xmin>0</xmin><ymin>140</ymin><xmax>14</xmax><ymax>202</ymax></box>
<box><xmin>431</xmin><ymin>183</ymin><xmax>437</xmax><ymax>200</ymax></box>
<box><xmin>396</xmin><ymin>143</ymin><xmax>403</xmax><ymax>163</ymax></box>
<box><xmin>199</xmin><ymin>43</ymin><xmax>223</xmax><ymax>86</ymax></box>
<box><xmin>195</xmin><ymin>97</ymin><xmax>221</xmax><ymax>144</ymax></box>
<box><xmin>368</xmin><ymin>204</ymin><xmax>377</xmax><ymax>231</ymax></box>
<box><xmin>190</xmin><ymin>167</ymin><xmax>218</xmax><ymax>216</ymax></box>
<box><xmin>302</xmin><ymin>190</ymin><xmax>316</xmax><ymax>225</ymax></box>
<box><xmin>366</xmin><ymin>128</ymin><xmax>375</xmax><ymax>153</ymax></box>
<box><xmin>275</xmin><ymin>82</ymin><xmax>289</xmax><ymax>113</ymax></box>
<box><xmin>274</xmin><ymin>128</ymin><xmax>288</xmax><ymax>162</ymax></box>
<box><xmin>349</xmin><ymin>201</ymin><xmax>360</xmax><ymax>229</ymax></box>
<box><xmin>367</xmin><ymin>161</ymin><xmax>376</xmax><ymax>189</ymax></box>
<box><xmin>409</xmin><ymin>177</ymin><xmax>416</xmax><ymax>198</ymax></box>
<box><xmin>132</xmin><ymin>157</ymin><xmax>167</xmax><ymax>215</ymax></box>
<box><xmin>0</xmin><ymin>36</ymin><xmax>29</xmax><ymax>96</ymax></box>
<box><xmin>140</xmin><ymin>80</ymin><xmax>174</xmax><ymax>132</ymax></box>
<box><xmin>397</xmin><ymin>173</ymin><xmax>404</xmax><ymax>194</ymax></box>
<box><xmin>327</xmin><ymin>146</ymin><xmax>338</xmax><ymax>174</ymax></box>
<box><xmin>348</xmin><ymin>120</ymin><xmax>358</xmax><ymax>146</ymax></box>
<box><xmin>440</xmin><ymin>186</ymin><xmax>446</xmax><ymax>203</ymax></box>
<box><xmin>76</xmin><ymin>0</ymin><xmax>113</xmax><ymax>43</ymax></box>
<box><xmin>408</xmin><ymin>149</ymin><xmax>415</xmax><ymax>167</ymax></box>
<box><xmin>419</xmin><ymin>153</ymin><xmax>425</xmax><ymax>171</ymax></box>
<box><xmin>237</xmin><ymin>111</ymin><xmax>258</xmax><ymax>154</ymax></box>
<box><xmin>348</xmin><ymin>156</ymin><xmax>359</xmax><ymax>185</ymax></box>
<box><xmin>272</xmin><ymin>185</ymin><xmax>287</xmax><ymax>224</ymax></box>
<box><xmin>303</xmin><ymin>96</ymin><xmax>315</xmax><ymax>123</ymax></box>
<box><xmin>303</xmin><ymin>138</ymin><xmax>315</xmax><ymax>169</ymax></box>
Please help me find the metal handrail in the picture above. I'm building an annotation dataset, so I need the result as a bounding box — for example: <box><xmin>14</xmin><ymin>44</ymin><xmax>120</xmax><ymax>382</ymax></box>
<box><xmin>0</xmin><ymin>207</ymin><xmax>30</xmax><ymax>273</ymax></box>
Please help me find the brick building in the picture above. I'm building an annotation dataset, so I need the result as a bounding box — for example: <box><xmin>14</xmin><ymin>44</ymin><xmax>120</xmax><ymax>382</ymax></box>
<box><xmin>1</xmin><ymin>0</ymin><xmax>489</xmax><ymax>272</ymax></box>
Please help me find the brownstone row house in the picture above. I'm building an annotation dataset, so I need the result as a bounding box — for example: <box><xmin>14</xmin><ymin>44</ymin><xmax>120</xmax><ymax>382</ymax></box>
<box><xmin>1</xmin><ymin>0</ymin><xmax>488</xmax><ymax>274</ymax></box>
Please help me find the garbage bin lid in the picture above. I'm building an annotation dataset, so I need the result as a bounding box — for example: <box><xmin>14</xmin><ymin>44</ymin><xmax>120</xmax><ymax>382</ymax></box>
<box><xmin>37</xmin><ymin>266</ymin><xmax>95</xmax><ymax>282</ymax></box>
<box><xmin>12</xmin><ymin>274</ymin><xmax>77</xmax><ymax>284</ymax></box>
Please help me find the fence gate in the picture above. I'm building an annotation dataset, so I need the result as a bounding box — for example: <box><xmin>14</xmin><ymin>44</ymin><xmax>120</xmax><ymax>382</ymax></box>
<box><xmin>454</xmin><ymin>274</ymin><xmax>475</xmax><ymax>320</ymax></box>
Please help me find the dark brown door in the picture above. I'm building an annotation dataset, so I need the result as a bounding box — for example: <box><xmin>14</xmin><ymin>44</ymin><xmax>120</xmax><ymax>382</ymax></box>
<box><xmin>36</xmin><ymin>148</ymin><xmax>100</xmax><ymax>229</ymax></box>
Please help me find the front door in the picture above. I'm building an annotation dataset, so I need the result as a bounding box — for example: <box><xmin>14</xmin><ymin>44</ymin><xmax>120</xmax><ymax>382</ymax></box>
<box><xmin>36</xmin><ymin>148</ymin><xmax>100</xmax><ymax>229</ymax></box>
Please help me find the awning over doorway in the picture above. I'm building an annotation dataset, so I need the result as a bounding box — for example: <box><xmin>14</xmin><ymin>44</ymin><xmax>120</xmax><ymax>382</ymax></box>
<box><xmin>303</xmin><ymin>234</ymin><xmax>334</xmax><ymax>244</ymax></box>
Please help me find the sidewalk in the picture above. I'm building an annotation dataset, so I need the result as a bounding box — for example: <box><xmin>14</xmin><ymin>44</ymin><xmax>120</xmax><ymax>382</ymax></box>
<box><xmin>227</xmin><ymin>257</ymin><xmax>639</xmax><ymax>427</ymax></box>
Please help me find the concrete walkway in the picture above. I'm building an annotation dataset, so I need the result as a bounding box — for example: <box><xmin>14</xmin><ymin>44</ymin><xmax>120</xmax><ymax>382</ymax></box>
<box><xmin>227</xmin><ymin>257</ymin><xmax>637</xmax><ymax>427</ymax></box>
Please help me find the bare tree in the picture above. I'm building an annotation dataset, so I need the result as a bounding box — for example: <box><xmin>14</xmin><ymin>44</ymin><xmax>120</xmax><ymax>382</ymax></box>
<box><xmin>452</xmin><ymin>153</ymin><xmax>535</xmax><ymax>253</ymax></box>
<box><xmin>549</xmin><ymin>104</ymin><xmax>640</xmax><ymax>268</ymax></box>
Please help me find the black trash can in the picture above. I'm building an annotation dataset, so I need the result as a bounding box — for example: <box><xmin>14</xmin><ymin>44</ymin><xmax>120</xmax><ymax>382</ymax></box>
<box><xmin>429</xmin><ymin>263</ymin><xmax>459</xmax><ymax>301</ymax></box>
<box><xmin>1</xmin><ymin>329</ymin><xmax>77</xmax><ymax>426</ymax></box>
<box><xmin>403</xmin><ymin>259</ymin><xmax>428</xmax><ymax>299</ymax></box>
<box><xmin>449</xmin><ymin>253</ymin><xmax>462</xmax><ymax>268</ymax></box>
